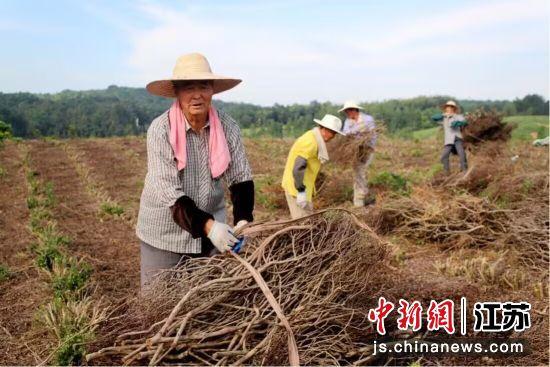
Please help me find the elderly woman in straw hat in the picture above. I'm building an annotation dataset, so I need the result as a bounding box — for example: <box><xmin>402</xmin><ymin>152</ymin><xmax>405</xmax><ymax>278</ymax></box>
<box><xmin>431</xmin><ymin>100</ymin><xmax>468</xmax><ymax>173</ymax></box>
<box><xmin>281</xmin><ymin>114</ymin><xmax>345</xmax><ymax>219</ymax></box>
<box><xmin>339</xmin><ymin>100</ymin><xmax>378</xmax><ymax>207</ymax></box>
<box><xmin>136</xmin><ymin>53</ymin><xmax>254</xmax><ymax>288</ymax></box>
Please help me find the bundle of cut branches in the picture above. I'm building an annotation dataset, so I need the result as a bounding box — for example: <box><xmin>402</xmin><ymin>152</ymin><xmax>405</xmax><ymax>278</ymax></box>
<box><xmin>371</xmin><ymin>188</ymin><xmax>512</xmax><ymax>248</ymax></box>
<box><xmin>431</xmin><ymin>142</ymin><xmax>510</xmax><ymax>193</ymax></box>
<box><xmin>463</xmin><ymin>109</ymin><xmax>515</xmax><ymax>145</ymax></box>
<box><xmin>370</xmin><ymin>187</ymin><xmax>548</xmax><ymax>271</ymax></box>
<box><xmin>327</xmin><ymin>125</ymin><xmax>384</xmax><ymax>164</ymax></box>
<box><xmin>87</xmin><ymin>209</ymin><xmax>392</xmax><ymax>366</ymax></box>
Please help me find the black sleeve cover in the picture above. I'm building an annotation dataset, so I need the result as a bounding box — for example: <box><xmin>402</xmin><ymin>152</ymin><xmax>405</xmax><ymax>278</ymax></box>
<box><xmin>229</xmin><ymin>180</ymin><xmax>254</xmax><ymax>225</ymax></box>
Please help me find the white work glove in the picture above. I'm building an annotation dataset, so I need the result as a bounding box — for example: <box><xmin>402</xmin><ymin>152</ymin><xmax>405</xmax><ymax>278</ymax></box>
<box><xmin>207</xmin><ymin>221</ymin><xmax>239</xmax><ymax>253</ymax></box>
<box><xmin>233</xmin><ymin>220</ymin><xmax>248</xmax><ymax>234</ymax></box>
<box><xmin>296</xmin><ymin>191</ymin><xmax>308</xmax><ymax>209</ymax></box>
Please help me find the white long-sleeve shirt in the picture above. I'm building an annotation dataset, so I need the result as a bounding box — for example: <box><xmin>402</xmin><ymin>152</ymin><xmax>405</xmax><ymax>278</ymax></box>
<box><xmin>343</xmin><ymin>112</ymin><xmax>377</xmax><ymax>147</ymax></box>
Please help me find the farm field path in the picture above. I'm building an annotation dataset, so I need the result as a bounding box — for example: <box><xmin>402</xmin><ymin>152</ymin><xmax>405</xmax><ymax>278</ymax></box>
<box><xmin>0</xmin><ymin>142</ymin><xmax>53</xmax><ymax>364</ymax></box>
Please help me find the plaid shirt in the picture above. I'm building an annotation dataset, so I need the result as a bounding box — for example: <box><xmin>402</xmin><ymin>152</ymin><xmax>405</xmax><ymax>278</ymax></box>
<box><xmin>136</xmin><ymin>109</ymin><xmax>252</xmax><ymax>253</ymax></box>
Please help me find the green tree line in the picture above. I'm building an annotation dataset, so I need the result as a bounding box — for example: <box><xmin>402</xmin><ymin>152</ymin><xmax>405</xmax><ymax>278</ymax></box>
<box><xmin>0</xmin><ymin>85</ymin><xmax>547</xmax><ymax>139</ymax></box>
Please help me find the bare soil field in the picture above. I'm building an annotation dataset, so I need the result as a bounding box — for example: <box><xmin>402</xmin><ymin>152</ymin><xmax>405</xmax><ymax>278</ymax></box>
<box><xmin>0</xmin><ymin>135</ymin><xmax>547</xmax><ymax>365</ymax></box>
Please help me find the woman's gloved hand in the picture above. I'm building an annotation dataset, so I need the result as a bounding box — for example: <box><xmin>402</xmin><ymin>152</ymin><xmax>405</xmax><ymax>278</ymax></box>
<box><xmin>296</xmin><ymin>191</ymin><xmax>308</xmax><ymax>209</ymax></box>
<box><xmin>431</xmin><ymin>113</ymin><xmax>444</xmax><ymax>122</ymax></box>
<box><xmin>207</xmin><ymin>221</ymin><xmax>239</xmax><ymax>253</ymax></box>
<box><xmin>451</xmin><ymin>120</ymin><xmax>468</xmax><ymax>128</ymax></box>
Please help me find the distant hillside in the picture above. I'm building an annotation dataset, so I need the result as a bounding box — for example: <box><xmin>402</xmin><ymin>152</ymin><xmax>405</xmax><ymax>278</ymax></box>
<box><xmin>0</xmin><ymin>86</ymin><xmax>547</xmax><ymax>138</ymax></box>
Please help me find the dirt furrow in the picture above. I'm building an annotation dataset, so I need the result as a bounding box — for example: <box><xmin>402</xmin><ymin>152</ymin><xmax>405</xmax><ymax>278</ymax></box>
<box><xmin>26</xmin><ymin>140</ymin><xmax>140</xmax><ymax>302</ymax></box>
<box><xmin>64</xmin><ymin>137</ymin><xmax>146</xmax><ymax>222</ymax></box>
<box><xmin>0</xmin><ymin>142</ymin><xmax>52</xmax><ymax>365</ymax></box>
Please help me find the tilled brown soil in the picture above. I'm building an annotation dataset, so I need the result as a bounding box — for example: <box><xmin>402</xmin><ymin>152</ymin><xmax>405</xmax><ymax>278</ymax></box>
<box><xmin>63</xmin><ymin>137</ymin><xmax>147</xmax><ymax>222</ymax></box>
<box><xmin>26</xmin><ymin>140</ymin><xmax>140</xmax><ymax>302</ymax></box>
<box><xmin>0</xmin><ymin>142</ymin><xmax>53</xmax><ymax>364</ymax></box>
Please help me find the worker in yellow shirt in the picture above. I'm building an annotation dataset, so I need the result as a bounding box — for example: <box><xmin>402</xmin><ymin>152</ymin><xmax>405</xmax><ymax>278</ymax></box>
<box><xmin>282</xmin><ymin>114</ymin><xmax>345</xmax><ymax>219</ymax></box>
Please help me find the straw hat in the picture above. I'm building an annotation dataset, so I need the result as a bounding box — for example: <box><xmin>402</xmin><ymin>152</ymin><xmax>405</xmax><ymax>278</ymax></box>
<box><xmin>313</xmin><ymin>114</ymin><xmax>345</xmax><ymax>135</ymax></box>
<box><xmin>146</xmin><ymin>53</ymin><xmax>241</xmax><ymax>98</ymax></box>
<box><xmin>441</xmin><ymin>100</ymin><xmax>460</xmax><ymax>112</ymax></box>
<box><xmin>338</xmin><ymin>100</ymin><xmax>364</xmax><ymax>113</ymax></box>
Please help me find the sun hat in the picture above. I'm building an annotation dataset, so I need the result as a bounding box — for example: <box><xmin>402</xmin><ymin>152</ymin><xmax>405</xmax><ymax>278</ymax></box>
<box><xmin>441</xmin><ymin>100</ymin><xmax>460</xmax><ymax>112</ymax></box>
<box><xmin>146</xmin><ymin>53</ymin><xmax>241</xmax><ymax>98</ymax></box>
<box><xmin>338</xmin><ymin>100</ymin><xmax>364</xmax><ymax>113</ymax></box>
<box><xmin>313</xmin><ymin>114</ymin><xmax>345</xmax><ymax>135</ymax></box>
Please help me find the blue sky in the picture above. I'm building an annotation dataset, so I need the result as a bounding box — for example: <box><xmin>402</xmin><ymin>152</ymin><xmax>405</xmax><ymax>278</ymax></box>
<box><xmin>0</xmin><ymin>0</ymin><xmax>548</xmax><ymax>105</ymax></box>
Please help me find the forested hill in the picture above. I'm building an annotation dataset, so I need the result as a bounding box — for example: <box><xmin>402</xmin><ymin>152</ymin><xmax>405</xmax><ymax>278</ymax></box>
<box><xmin>0</xmin><ymin>85</ymin><xmax>547</xmax><ymax>138</ymax></box>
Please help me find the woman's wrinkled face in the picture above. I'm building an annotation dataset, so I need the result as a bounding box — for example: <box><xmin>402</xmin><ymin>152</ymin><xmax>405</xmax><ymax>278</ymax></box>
<box><xmin>344</xmin><ymin>108</ymin><xmax>360</xmax><ymax>120</ymax></box>
<box><xmin>175</xmin><ymin>80</ymin><xmax>214</xmax><ymax>116</ymax></box>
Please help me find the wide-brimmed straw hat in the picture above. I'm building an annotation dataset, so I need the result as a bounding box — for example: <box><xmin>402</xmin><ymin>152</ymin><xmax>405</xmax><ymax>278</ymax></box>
<box><xmin>146</xmin><ymin>53</ymin><xmax>241</xmax><ymax>98</ymax></box>
<box><xmin>338</xmin><ymin>100</ymin><xmax>364</xmax><ymax>113</ymax></box>
<box><xmin>313</xmin><ymin>114</ymin><xmax>345</xmax><ymax>135</ymax></box>
<box><xmin>441</xmin><ymin>100</ymin><xmax>460</xmax><ymax>112</ymax></box>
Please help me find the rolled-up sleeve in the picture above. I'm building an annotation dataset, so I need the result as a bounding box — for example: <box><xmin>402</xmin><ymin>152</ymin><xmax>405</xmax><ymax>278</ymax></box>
<box><xmin>146</xmin><ymin>123</ymin><xmax>185</xmax><ymax>207</ymax></box>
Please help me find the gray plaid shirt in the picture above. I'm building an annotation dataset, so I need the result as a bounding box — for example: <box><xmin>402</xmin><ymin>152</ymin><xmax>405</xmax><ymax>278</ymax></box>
<box><xmin>136</xmin><ymin>109</ymin><xmax>252</xmax><ymax>253</ymax></box>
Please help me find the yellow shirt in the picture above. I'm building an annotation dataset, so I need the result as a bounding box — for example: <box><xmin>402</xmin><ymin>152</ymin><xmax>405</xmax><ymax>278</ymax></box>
<box><xmin>281</xmin><ymin>130</ymin><xmax>321</xmax><ymax>201</ymax></box>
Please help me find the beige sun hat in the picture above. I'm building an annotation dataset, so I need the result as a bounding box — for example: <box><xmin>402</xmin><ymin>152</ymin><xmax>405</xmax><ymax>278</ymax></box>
<box><xmin>313</xmin><ymin>114</ymin><xmax>345</xmax><ymax>135</ymax></box>
<box><xmin>146</xmin><ymin>53</ymin><xmax>241</xmax><ymax>98</ymax></box>
<box><xmin>338</xmin><ymin>100</ymin><xmax>364</xmax><ymax>113</ymax></box>
<box><xmin>441</xmin><ymin>100</ymin><xmax>460</xmax><ymax>112</ymax></box>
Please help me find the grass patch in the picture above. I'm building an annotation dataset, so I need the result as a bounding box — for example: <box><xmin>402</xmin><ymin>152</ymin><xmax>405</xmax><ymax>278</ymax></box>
<box><xmin>504</xmin><ymin>115</ymin><xmax>549</xmax><ymax>140</ymax></box>
<box><xmin>0</xmin><ymin>264</ymin><xmax>11</xmax><ymax>282</ymax></box>
<box><xmin>35</xmin><ymin>244</ymin><xmax>64</xmax><ymax>272</ymax></box>
<box><xmin>521</xmin><ymin>177</ymin><xmax>534</xmax><ymax>194</ymax></box>
<box><xmin>50</xmin><ymin>259</ymin><xmax>93</xmax><ymax>301</ymax></box>
<box><xmin>26</xmin><ymin>195</ymin><xmax>40</xmax><ymax>210</ymax></box>
<box><xmin>29</xmin><ymin>208</ymin><xmax>52</xmax><ymax>234</ymax></box>
<box><xmin>371</xmin><ymin>171</ymin><xmax>410</xmax><ymax>195</ymax></box>
<box><xmin>100</xmin><ymin>201</ymin><xmax>125</xmax><ymax>217</ymax></box>
<box><xmin>38</xmin><ymin>225</ymin><xmax>71</xmax><ymax>248</ymax></box>
<box><xmin>39</xmin><ymin>298</ymin><xmax>107</xmax><ymax>365</ymax></box>
<box><xmin>43</xmin><ymin>181</ymin><xmax>56</xmax><ymax>207</ymax></box>
<box><xmin>411</xmin><ymin>126</ymin><xmax>439</xmax><ymax>140</ymax></box>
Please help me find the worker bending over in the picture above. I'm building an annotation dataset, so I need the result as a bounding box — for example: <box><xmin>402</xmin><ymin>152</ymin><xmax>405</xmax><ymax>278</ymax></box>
<box><xmin>281</xmin><ymin>114</ymin><xmax>345</xmax><ymax>219</ymax></box>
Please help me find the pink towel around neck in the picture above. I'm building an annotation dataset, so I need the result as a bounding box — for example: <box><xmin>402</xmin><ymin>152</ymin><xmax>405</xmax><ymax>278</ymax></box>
<box><xmin>168</xmin><ymin>101</ymin><xmax>230</xmax><ymax>178</ymax></box>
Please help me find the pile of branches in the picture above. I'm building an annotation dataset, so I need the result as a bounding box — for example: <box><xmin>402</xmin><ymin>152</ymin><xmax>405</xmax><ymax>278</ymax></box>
<box><xmin>370</xmin><ymin>187</ymin><xmax>548</xmax><ymax>270</ymax></box>
<box><xmin>463</xmin><ymin>109</ymin><xmax>515</xmax><ymax>145</ymax></box>
<box><xmin>431</xmin><ymin>142</ymin><xmax>510</xmax><ymax>193</ymax></box>
<box><xmin>87</xmin><ymin>210</ymin><xmax>393</xmax><ymax>366</ymax></box>
<box><xmin>327</xmin><ymin>126</ymin><xmax>383</xmax><ymax>164</ymax></box>
<box><xmin>432</xmin><ymin>140</ymin><xmax>549</xmax><ymax>203</ymax></box>
<box><xmin>370</xmin><ymin>188</ymin><xmax>512</xmax><ymax>248</ymax></box>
